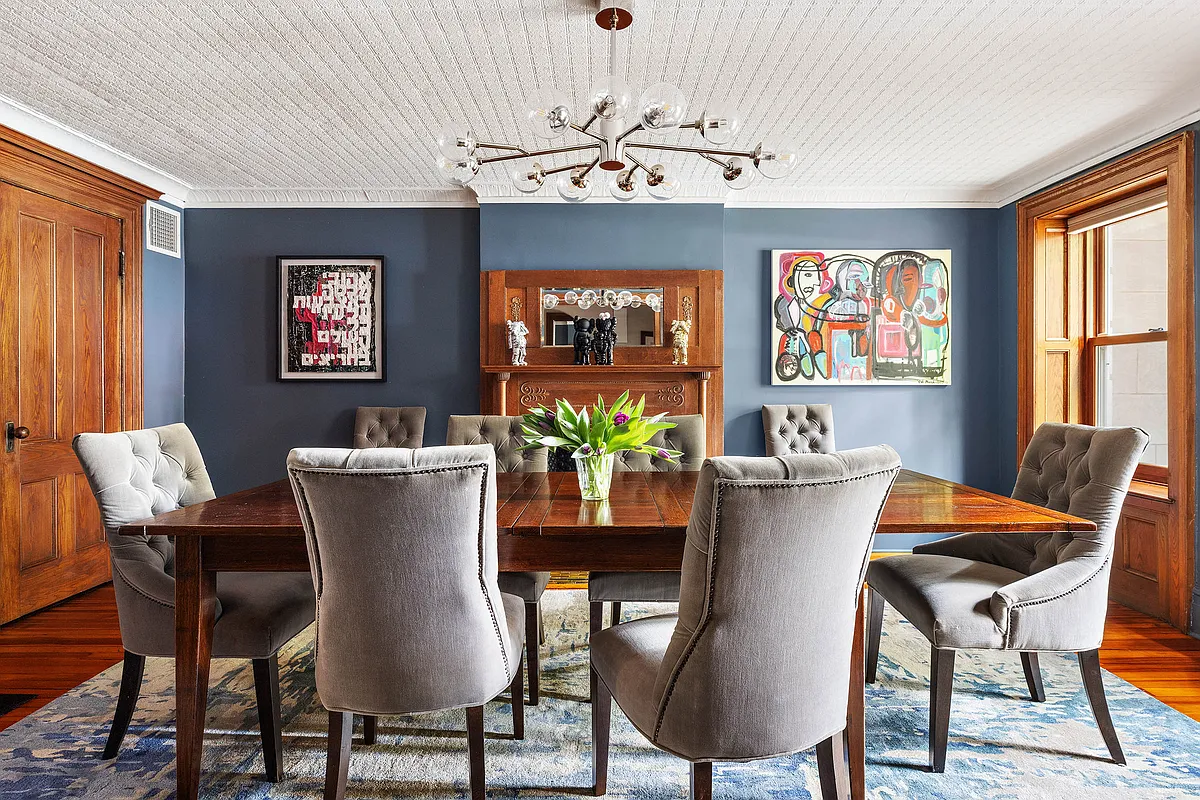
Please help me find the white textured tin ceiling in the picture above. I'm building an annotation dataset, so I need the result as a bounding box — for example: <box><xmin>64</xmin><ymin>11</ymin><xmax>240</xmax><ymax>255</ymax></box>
<box><xmin>2</xmin><ymin>0</ymin><xmax>1199</xmax><ymax>206</ymax></box>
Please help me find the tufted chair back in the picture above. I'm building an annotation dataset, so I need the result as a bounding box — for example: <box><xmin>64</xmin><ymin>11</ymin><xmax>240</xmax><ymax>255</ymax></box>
<box><xmin>446</xmin><ymin>415</ymin><xmax>547</xmax><ymax>472</ymax></box>
<box><xmin>353</xmin><ymin>406</ymin><xmax>427</xmax><ymax>448</ymax></box>
<box><xmin>613</xmin><ymin>414</ymin><xmax>706</xmax><ymax>473</ymax></box>
<box><xmin>762</xmin><ymin>404</ymin><xmax>836</xmax><ymax>455</ymax></box>
<box><xmin>73</xmin><ymin>424</ymin><xmax>216</xmax><ymax>655</ymax></box>
<box><xmin>649</xmin><ymin>447</ymin><xmax>901</xmax><ymax>760</ymax></box>
<box><xmin>287</xmin><ymin>445</ymin><xmax>518</xmax><ymax>714</ymax></box>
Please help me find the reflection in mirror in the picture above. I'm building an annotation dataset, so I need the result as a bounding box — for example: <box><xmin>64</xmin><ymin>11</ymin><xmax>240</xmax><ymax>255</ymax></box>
<box><xmin>540</xmin><ymin>288</ymin><xmax>664</xmax><ymax>347</ymax></box>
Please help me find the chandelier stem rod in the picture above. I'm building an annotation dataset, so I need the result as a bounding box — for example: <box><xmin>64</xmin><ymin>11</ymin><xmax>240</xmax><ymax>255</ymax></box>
<box><xmin>542</xmin><ymin>159</ymin><xmax>597</xmax><ymax>177</ymax></box>
<box><xmin>570</xmin><ymin>123</ymin><xmax>608</xmax><ymax>143</ymax></box>
<box><xmin>616</xmin><ymin>122</ymin><xmax>643</xmax><ymax>142</ymax></box>
<box><xmin>624</xmin><ymin>151</ymin><xmax>652</xmax><ymax>174</ymax></box>
<box><xmin>699</xmin><ymin>152</ymin><xmax>733</xmax><ymax>169</ymax></box>
<box><xmin>578</xmin><ymin>113</ymin><xmax>598</xmax><ymax>133</ymax></box>
<box><xmin>477</xmin><ymin>143</ymin><xmax>600</xmax><ymax>165</ymax></box>
<box><xmin>577</xmin><ymin>157</ymin><xmax>600</xmax><ymax>179</ymax></box>
<box><xmin>475</xmin><ymin>141</ymin><xmax>528</xmax><ymax>154</ymax></box>
<box><xmin>624</xmin><ymin>142</ymin><xmax>756</xmax><ymax>158</ymax></box>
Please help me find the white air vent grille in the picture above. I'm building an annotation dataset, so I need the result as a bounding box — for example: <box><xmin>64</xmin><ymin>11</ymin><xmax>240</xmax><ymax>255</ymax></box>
<box><xmin>146</xmin><ymin>201</ymin><xmax>181</xmax><ymax>257</ymax></box>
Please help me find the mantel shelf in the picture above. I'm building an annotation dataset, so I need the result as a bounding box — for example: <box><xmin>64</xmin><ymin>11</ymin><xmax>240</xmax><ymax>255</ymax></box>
<box><xmin>483</xmin><ymin>364</ymin><xmax>720</xmax><ymax>374</ymax></box>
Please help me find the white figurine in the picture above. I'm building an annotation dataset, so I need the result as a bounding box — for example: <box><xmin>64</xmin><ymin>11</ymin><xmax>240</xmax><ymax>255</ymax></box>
<box><xmin>507</xmin><ymin>319</ymin><xmax>529</xmax><ymax>366</ymax></box>
<box><xmin>670</xmin><ymin>318</ymin><xmax>692</xmax><ymax>365</ymax></box>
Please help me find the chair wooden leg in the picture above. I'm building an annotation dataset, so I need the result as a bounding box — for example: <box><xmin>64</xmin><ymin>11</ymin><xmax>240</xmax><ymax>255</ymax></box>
<box><xmin>361</xmin><ymin>715</ymin><xmax>377</xmax><ymax>745</ymax></box>
<box><xmin>929</xmin><ymin>647</ymin><xmax>956</xmax><ymax>773</ymax></box>
<box><xmin>591</xmin><ymin>666</ymin><xmax>611</xmax><ymax>796</ymax></box>
<box><xmin>466</xmin><ymin>704</ymin><xmax>486</xmax><ymax>800</ymax></box>
<box><xmin>102</xmin><ymin>650</ymin><xmax>145</xmax><ymax>759</ymax></box>
<box><xmin>510</xmin><ymin>651</ymin><xmax>525</xmax><ymax>740</ymax></box>
<box><xmin>324</xmin><ymin>711</ymin><xmax>353</xmax><ymax>800</ymax></box>
<box><xmin>689</xmin><ymin>761</ymin><xmax>713</xmax><ymax>800</ymax></box>
<box><xmin>1078</xmin><ymin>649</ymin><xmax>1126</xmax><ymax>765</ymax></box>
<box><xmin>865</xmin><ymin>587</ymin><xmax>885</xmax><ymax>684</ymax></box>
<box><xmin>610</xmin><ymin>601</ymin><xmax>623</xmax><ymax>626</ymax></box>
<box><xmin>252</xmin><ymin>655</ymin><xmax>285</xmax><ymax>782</ymax></box>
<box><xmin>590</xmin><ymin>601</ymin><xmax>604</xmax><ymax>636</ymax></box>
<box><xmin>525</xmin><ymin>600</ymin><xmax>540</xmax><ymax>705</ymax></box>
<box><xmin>815</xmin><ymin>730</ymin><xmax>849</xmax><ymax>800</ymax></box>
<box><xmin>1021</xmin><ymin>652</ymin><xmax>1046</xmax><ymax>702</ymax></box>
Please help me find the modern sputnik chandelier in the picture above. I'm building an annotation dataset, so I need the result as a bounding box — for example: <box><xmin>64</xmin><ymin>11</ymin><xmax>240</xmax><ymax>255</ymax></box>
<box><xmin>435</xmin><ymin>1</ymin><xmax>798</xmax><ymax>202</ymax></box>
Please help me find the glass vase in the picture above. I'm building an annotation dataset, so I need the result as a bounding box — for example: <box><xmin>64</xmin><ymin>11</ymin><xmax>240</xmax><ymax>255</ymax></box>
<box><xmin>576</xmin><ymin>453</ymin><xmax>615</xmax><ymax>501</ymax></box>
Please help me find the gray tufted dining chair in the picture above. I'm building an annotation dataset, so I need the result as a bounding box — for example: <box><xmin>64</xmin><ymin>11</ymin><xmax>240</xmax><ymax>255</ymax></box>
<box><xmin>866</xmin><ymin>422</ymin><xmax>1148</xmax><ymax>772</ymax></box>
<box><xmin>287</xmin><ymin>444</ymin><xmax>525</xmax><ymax>800</ymax></box>
<box><xmin>591</xmin><ymin>447</ymin><xmax>901</xmax><ymax>798</ymax></box>
<box><xmin>588</xmin><ymin>415</ymin><xmax>706</xmax><ymax>639</ymax></box>
<box><xmin>352</xmin><ymin>406</ymin><xmax>426</xmax><ymax>448</ymax></box>
<box><xmin>762</xmin><ymin>404</ymin><xmax>836</xmax><ymax>455</ymax></box>
<box><xmin>72</xmin><ymin>424</ymin><xmax>315</xmax><ymax>779</ymax></box>
<box><xmin>446</xmin><ymin>415</ymin><xmax>549</xmax><ymax>704</ymax></box>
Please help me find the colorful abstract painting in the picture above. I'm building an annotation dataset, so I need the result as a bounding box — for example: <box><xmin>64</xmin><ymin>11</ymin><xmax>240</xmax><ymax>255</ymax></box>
<box><xmin>278</xmin><ymin>257</ymin><xmax>384</xmax><ymax>380</ymax></box>
<box><xmin>771</xmin><ymin>249</ymin><xmax>951</xmax><ymax>385</ymax></box>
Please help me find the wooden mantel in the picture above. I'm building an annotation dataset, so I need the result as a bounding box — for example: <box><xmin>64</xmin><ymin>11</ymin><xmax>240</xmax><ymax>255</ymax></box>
<box><xmin>480</xmin><ymin>269</ymin><xmax>724</xmax><ymax>455</ymax></box>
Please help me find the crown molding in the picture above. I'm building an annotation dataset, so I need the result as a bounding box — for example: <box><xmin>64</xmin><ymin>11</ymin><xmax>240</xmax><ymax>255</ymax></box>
<box><xmin>185</xmin><ymin>187</ymin><xmax>479</xmax><ymax>208</ymax></box>
<box><xmin>0</xmin><ymin>93</ymin><xmax>193</xmax><ymax>203</ymax></box>
<box><xmin>990</xmin><ymin>99</ymin><xmax>1200</xmax><ymax>207</ymax></box>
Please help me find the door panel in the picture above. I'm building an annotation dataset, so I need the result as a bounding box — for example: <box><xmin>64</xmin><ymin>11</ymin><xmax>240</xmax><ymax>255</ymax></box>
<box><xmin>1</xmin><ymin>184</ymin><xmax>121</xmax><ymax>622</ymax></box>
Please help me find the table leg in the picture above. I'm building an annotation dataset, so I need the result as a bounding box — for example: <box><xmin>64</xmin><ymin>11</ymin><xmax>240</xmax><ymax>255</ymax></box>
<box><xmin>174</xmin><ymin>537</ymin><xmax>217</xmax><ymax>800</ymax></box>
<box><xmin>847</xmin><ymin>583</ymin><xmax>867</xmax><ymax>800</ymax></box>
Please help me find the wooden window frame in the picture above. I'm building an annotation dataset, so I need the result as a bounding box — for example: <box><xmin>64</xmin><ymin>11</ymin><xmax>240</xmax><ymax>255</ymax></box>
<box><xmin>1079</xmin><ymin>212</ymin><xmax>1171</xmax><ymax>483</ymax></box>
<box><xmin>1017</xmin><ymin>132</ymin><xmax>1195</xmax><ymax>628</ymax></box>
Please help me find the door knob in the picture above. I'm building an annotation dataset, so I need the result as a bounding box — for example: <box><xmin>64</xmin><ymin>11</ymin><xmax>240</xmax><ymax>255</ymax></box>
<box><xmin>5</xmin><ymin>422</ymin><xmax>28</xmax><ymax>453</ymax></box>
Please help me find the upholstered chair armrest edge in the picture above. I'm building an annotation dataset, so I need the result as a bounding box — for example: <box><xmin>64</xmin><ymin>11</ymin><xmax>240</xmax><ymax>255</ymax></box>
<box><xmin>990</xmin><ymin>558</ymin><xmax>1108</xmax><ymax>651</ymax></box>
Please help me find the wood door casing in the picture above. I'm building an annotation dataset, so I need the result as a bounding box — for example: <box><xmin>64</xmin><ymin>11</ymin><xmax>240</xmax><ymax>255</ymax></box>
<box><xmin>1</xmin><ymin>184</ymin><xmax>122</xmax><ymax>621</ymax></box>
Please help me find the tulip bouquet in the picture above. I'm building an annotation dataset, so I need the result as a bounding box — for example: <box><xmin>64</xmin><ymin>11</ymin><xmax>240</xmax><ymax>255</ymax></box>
<box><xmin>519</xmin><ymin>391</ymin><xmax>682</xmax><ymax>500</ymax></box>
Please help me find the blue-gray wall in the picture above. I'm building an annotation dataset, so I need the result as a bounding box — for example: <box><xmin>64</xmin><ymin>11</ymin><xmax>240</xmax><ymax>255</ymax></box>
<box><xmin>143</xmin><ymin>201</ymin><xmax>185</xmax><ymax>427</ymax></box>
<box><xmin>183</xmin><ymin>208</ymin><xmax>480</xmax><ymax>493</ymax></box>
<box><xmin>480</xmin><ymin>204</ymin><xmax>1004</xmax><ymax>550</ymax></box>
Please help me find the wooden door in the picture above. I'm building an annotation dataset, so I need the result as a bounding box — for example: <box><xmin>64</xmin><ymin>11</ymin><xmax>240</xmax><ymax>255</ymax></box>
<box><xmin>0</xmin><ymin>183</ymin><xmax>124</xmax><ymax>623</ymax></box>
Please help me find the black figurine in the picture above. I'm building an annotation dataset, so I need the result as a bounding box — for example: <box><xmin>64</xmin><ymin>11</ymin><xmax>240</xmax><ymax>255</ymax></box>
<box><xmin>573</xmin><ymin>317</ymin><xmax>594</xmax><ymax>365</ymax></box>
<box><xmin>593</xmin><ymin>314</ymin><xmax>616</xmax><ymax>365</ymax></box>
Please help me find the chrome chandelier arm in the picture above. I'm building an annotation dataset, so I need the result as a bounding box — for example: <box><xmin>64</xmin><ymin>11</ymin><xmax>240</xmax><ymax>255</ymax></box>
<box><xmin>477</xmin><ymin>142</ymin><xmax>601</xmax><ymax>165</ymax></box>
<box><xmin>699</xmin><ymin>152</ymin><xmax>733</xmax><ymax>169</ymax></box>
<box><xmin>623</xmin><ymin>150</ymin><xmax>653</xmax><ymax>174</ymax></box>
<box><xmin>570</xmin><ymin>123</ymin><xmax>608</xmax><ymax>144</ymax></box>
<box><xmin>616</xmin><ymin>122</ymin><xmax>643</xmax><ymax>142</ymax></box>
<box><xmin>543</xmin><ymin>157</ymin><xmax>600</xmax><ymax>177</ymax></box>
<box><xmin>624</xmin><ymin>141</ymin><xmax>756</xmax><ymax>159</ymax></box>
<box><xmin>475</xmin><ymin>141</ymin><xmax>529</xmax><ymax>154</ymax></box>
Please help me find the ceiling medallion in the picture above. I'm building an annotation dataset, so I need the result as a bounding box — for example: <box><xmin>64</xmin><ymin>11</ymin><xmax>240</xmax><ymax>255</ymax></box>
<box><xmin>435</xmin><ymin>0</ymin><xmax>798</xmax><ymax>202</ymax></box>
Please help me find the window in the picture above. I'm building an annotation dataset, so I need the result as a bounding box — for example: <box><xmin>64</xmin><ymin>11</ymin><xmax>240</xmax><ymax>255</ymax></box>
<box><xmin>1071</xmin><ymin>200</ymin><xmax>1169</xmax><ymax>478</ymax></box>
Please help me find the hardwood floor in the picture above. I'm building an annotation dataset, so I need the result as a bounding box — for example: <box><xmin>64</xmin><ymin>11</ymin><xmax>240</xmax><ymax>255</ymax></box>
<box><xmin>0</xmin><ymin>589</ymin><xmax>1197</xmax><ymax>732</ymax></box>
<box><xmin>0</xmin><ymin>584</ymin><xmax>122</xmax><ymax>731</ymax></box>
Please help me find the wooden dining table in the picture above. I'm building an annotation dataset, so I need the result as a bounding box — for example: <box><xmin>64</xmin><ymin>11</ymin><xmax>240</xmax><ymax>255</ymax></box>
<box><xmin>120</xmin><ymin>468</ymin><xmax>1097</xmax><ymax>800</ymax></box>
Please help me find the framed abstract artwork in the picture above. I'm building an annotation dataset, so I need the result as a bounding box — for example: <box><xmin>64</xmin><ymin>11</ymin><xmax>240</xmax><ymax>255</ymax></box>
<box><xmin>278</xmin><ymin>256</ymin><xmax>385</xmax><ymax>380</ymax></box>
<box><xmin>771</xmin><ymin>249</ymin><xmax>951</xmax><ymax>386</ymax></box>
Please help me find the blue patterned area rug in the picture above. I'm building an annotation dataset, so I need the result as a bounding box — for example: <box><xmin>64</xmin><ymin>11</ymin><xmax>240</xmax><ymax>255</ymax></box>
<box><xmin>2</xmin><ymin>590</ymin><xmax>1199</xmax><ymax>799</ymax></box>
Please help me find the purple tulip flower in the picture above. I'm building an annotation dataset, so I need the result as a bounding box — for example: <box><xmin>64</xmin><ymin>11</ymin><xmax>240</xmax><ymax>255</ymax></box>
<box><xmin>579</xmin><ymin>443</ymin><xmax>593</xmax><ymax>455</ymax></box>
<box><xmin>614</xmin><ymin>412</ymin><xmax>630</xmax><ymax>425</ymax></box>
<box><xmin>545</xmin><ymin>410</ymin><xmax>556</xmax><ymax>423</ymax></box>
<box><xmin>656</xmin><ymin>448</ymin><xmax>671</xmax><ymax>459</ymax></box>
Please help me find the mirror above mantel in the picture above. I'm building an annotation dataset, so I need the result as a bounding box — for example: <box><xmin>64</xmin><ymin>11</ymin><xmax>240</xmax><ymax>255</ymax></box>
<box><xmin>481</xmin><ymin>269</ymin><xmax>725</xmax><ymax>455</ymax></box>
<box><xmin>540</xmin><ymin>287</ymin><xmax>664</xmax><ymax>346</ymax></box>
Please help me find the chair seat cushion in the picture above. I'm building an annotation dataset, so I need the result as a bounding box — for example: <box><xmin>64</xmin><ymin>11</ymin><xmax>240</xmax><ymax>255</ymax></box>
<box><xmin>591</xmin><ymin>614</ymin><xmax>677</xmax><ymax>739</ymax></box>
<box><xmin>588</xmin><ymin>572</ymin><xmax>682</xmax><ymax>603</ymax></box>
<box><xmin>497</xmin><ymin>571</ymin><xmax>551</xmax><ymax>602</ymax></box>
<box><xmin>867</xmin><ymin>555</ymin><xmax>1026</xmax><ymax>650</ymax></box>
<box><xmin>212</xmin><ymin>572</ymin><xmax>316</xmax><ymax>659</ymax></box>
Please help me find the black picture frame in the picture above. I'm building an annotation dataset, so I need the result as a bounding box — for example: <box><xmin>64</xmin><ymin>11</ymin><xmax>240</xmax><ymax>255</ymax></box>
<box><xmin>277</xmin><ymin>256</ymin><xmax>386</xmax><ymax>381</ymax></box>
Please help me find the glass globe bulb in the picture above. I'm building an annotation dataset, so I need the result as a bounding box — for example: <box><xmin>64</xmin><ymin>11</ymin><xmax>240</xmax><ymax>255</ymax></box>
<box><xmin>589</xmin><ymin>75</ymin><xmax>634</xmax><ymax>120</ymax></box>
<box><xmin>557</xmin><ymin>172</ymin><xmax>593</xmax><ymax>203</ymax></box>
<box><xmin>754</xmin><ymin>140</ymin><xmax>799</xmax><ymax>179</ymax></box>
<box><xmin>699</xmin><ymin>104</ymin><xmax>743</xmax><ymax>145</ymax></box>
<box><xmin>723</xmin><ymin>155</ymin><xmax>757</xmax><ymax>190</ymax></box>
<box><xmin>512</xmin><ymin>162</ymin><xmax>546</xmax><ymax>194</ymax></box>
<box><xmin>645</xmin><ymin>163</ymin><xmax>681</xmax><ymax>200</ymax></box>
<box><xmin>527</xmin><ymin>88</ymin><xmax>573</xmax><ymax>139</ymax></box>
<box><xmin>437</xmin><ymin>125</ymin><xmax>475</xmax><ymax>161</ymax></box>
<box><xmin>437</xmin><ymin>155</ymin><xmax>480</xmax><ymax>187</ymax></box>
<box><xmin>564</xmin><ymin>290</ymin><xmax>579</xmax><ymax>303</ymax></box>
<box><xmin>609</xmin><ymin>169</ymin><xmax>640</xmax><ymax>201</ymax></box>
<box><xmin>639</xmin><ymin>82</ymin><xmax>688</xmax><ymax>130</ymax></box>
